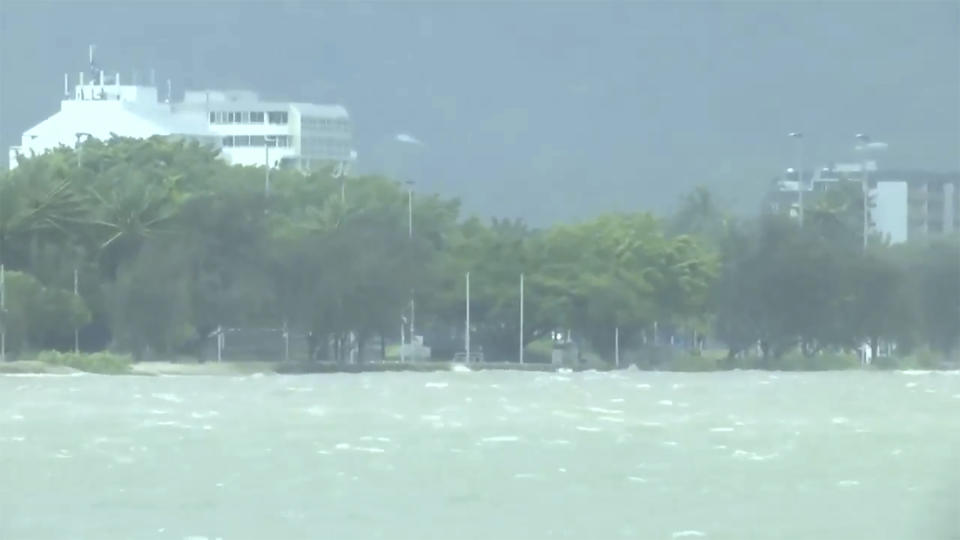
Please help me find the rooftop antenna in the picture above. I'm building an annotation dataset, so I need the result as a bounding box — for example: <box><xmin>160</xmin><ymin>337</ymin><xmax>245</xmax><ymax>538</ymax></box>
<box><xmin>88</xmin><ymin>44</ymin><xmax>97</xmax><ymax>84</ymax></box>
<box><xmin>165</xmin><ymin>79</ymin><xmax>172</xmax><ymax>103</ymax></box>
<box><xmin>64</xmin><ymin>73</ymin><xmax>69</xmax><ymax>98</ymax></box>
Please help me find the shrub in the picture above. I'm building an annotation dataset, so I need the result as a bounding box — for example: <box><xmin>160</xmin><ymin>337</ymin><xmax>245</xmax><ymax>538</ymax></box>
<box><xmin>34</xmin><ymin>350</ymin><xmax>133</xmax><ymax>374</ymax></box>
<box><xmin>770</xmin><ymin>352</ymin><xmax>860</xmax><ymax>371</ymax></box>
<box><xmin>665</xmin><ymin>353</ymin><xmax>721</xmax><ymax>372</ymax></box>
<box><xmin>873</xmin><ymin>349</ymin><xmax>949</xmax><ymax>370</ymax></box>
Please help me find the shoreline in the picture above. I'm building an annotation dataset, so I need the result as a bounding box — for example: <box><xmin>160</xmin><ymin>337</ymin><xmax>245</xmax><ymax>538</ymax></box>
<box><xmin>2</xmin><ymin>359</ymin><xmax>957</xmax><ymax>376</ymax></box>
<box><xmin>0</xmin><ymin>359</ymin><xmax>600</xmax><ymax>376</ymax></box>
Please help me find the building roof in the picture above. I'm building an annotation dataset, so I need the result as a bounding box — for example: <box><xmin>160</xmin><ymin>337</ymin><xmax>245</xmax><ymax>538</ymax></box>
<box><xmin>874</xmin><ymin>169</ymin><xmax>960</xmax><ymax>183</ymax></box>
<box><xmin>290</xmin><ymin>103</ymin><xmax>349</xmax><ymax>118</ymax></box>
<box><xmin>22</xmin><ymin>99</ymin><xmax>213</xmax><ymax>150</ymax></box>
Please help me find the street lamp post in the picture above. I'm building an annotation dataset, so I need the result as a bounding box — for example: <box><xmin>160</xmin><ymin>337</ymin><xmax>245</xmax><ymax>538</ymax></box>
<box><xmin>519</xmin><ymin>273</ymin><xmax>524</xmax><ymax>365</ymax></box>
<box><xmin>75</xmin><ymin>132</ymin><xmax>92</xmax><ymax>167</ymax></box>
<box><xmin>788</xmin><ymin>132</ymin><xmax>805</xmax><ymax>226</ymax></box>
<box><xmin>857</xmin><ymin>133</ymin><xmax>870</xmax><ymax>249</ymax></box>
<box><xmin>393</xmin><ymin>133</ymin><xmax>423</xmax><ymax>359</ymax></box>
<box><xmin>264</xmin><ymin>135</ymin><xmax>277</xmax><ymax>197</ymax></box>
<box><xmin>465</xmin><ymin>272</ymin><xmax>471</xmax><ymax>362</ymax></box>
<box><xmin>406</xmin><ymin>180</ymin><xmax>415</xmax><ymax>239</ymax></box>
<box><xmin>854</xmin><ymin>134</ymin><xmax>888</xmax><ymax>250</ymax></box>
<box><xmin>0</xmin><ymin>263</ymin><xmax>5</xmax><ymax>363</ymax></box>
<box><xmin>406</xmin><ymin>180</ymin><xmax>416</xmax><ymax>347</ymax></box>
<box><xmin>73</xmin><ymin>267</ymin><xmax>79</xmax><ymax>354</ymax></box>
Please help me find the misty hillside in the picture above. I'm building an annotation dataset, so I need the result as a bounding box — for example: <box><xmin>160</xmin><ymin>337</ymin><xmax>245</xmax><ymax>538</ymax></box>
<box><xmin>1</xmin><ymin>1</ymin><xmax>957</xmax><ymax>223</ymax></box>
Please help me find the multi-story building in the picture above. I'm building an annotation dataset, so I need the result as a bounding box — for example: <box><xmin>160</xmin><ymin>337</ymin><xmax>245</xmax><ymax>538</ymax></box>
<box><xmin>764</xmin><ymin>162</ymin><xmax>959</xmax><ymax>244</ymax></box>
<box><xmin>8</xmin><ymin>52</ymin><xmax>356</xmax><ymax>172</ymax></box>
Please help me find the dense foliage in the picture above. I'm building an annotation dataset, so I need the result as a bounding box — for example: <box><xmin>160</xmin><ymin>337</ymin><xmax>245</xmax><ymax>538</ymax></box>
<box><xmin>0</xmin><ymin>137</ymin><xmax>957</xmax><ymax>367</ymax></box>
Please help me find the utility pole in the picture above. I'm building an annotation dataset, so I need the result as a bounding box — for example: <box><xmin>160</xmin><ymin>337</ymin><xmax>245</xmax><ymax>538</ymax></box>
<box><xmin>465</xmin><ymin>272</ymin><xmax>471</xmax><ymax>363</ymax></box>
<box><xmin>855</xmin><ymin>133</ymin><xmax>883</xmax><ymax>250</ymax></box>
<box><xmin>406</xmin><ymin>181</ymin><xmax>416</xmax><ymax>353</ymax></box>
<box><xmin>216</xmin><ymin>326</ymin><xmax>223</xmax><ymax>363</ymax></box>
<box><xmin>615</xmin><ymin>327</ymin><xmax>620</xmax><ymax>368</ymax></box>
<box><xmin>264</xmin><ymin>135</ymin><xmax>276</xmax><ymax>197</ymax></box>
<box><xmin>789</xmin><ymin>132</ymin><xmax>805</xmax><ymax>227</ymax></box>
<box><xmin>73</xmin><ymin>267</ymin><xmax>79</xmax><ymax>354</ymax></box>
<box><xmin>400</xmin><ymin>318</ymin><xmax>406</xmax><ymax>364</ymax></box>
<box><xmin>519</xmin><ymin>273</ymin><xmax>525</xmax><ymax>364</ymax></box>
<box><xmin>0</xmin><ymin>263</ymin><xmax>5</xmax><ymax>363</ymax></box>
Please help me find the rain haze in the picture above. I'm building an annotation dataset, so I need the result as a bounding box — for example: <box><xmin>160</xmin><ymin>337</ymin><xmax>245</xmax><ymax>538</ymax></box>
<box><xmin>1</xmin><ymin>2</ymin><xmax>959</xmax><ymax>540</ymax></box>
<box><xmin>2</xmin><ymin>1</ymin><xmax>958</xmax><ymax>221</ymax></box>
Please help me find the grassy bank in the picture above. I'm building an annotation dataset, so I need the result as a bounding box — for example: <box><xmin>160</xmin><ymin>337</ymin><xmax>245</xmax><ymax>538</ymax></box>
<box><xmin>34</xmin><ymin>351</ymin><xmax>133</xmax><ymax>374</ymax></box>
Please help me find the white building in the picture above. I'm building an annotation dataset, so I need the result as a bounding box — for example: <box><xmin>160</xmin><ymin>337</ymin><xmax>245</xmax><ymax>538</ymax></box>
<box><xmin>767</xmin><ymin>161</ymin><xmax>959</xmax><ymax>244</ymax></box>
<box><xmin>9</xmin><ymin>53</ymin><xmax>356</xmax><ymax>173</ymax></box>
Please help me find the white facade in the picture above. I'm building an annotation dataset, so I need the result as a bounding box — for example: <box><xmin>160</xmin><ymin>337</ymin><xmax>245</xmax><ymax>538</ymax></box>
<box><xmin>9</xmin><ymin>63</ymin><xmax>355</xmax><ymax>173</ymax></box>
<box><xmin>769</xmin><ymin>161</ymin><xmax>954</xmax><ymax>245</ymax></box>
<box><xmin>176</xmin><ymin>90</ymin><xmax>355</xmax><ymax>171</ymax></box>
<box><xmin>873</xmin><ymin>181</ymin><xmax>908</xmax><ymax>244</ymax></box>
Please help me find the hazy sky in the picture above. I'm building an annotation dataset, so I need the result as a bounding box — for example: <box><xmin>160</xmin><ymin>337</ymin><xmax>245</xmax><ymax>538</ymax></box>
<box><xmin>1</xmin><ymin>1</ymin><xmax>958</xmax><ymax>223</ymax></box>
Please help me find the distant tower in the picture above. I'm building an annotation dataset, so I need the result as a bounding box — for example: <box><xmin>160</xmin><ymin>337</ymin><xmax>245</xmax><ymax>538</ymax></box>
<box><xmin>88</xmin><ymin>44</ymin><xmax>98</xmax><ymax>83</ymax></box>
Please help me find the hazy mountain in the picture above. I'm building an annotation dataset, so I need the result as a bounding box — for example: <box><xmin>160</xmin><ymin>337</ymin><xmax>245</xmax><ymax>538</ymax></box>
<box><xmin>1</xmin><ymin>1</ymin><xmax>957</xmax><ymax>223</ymax></box>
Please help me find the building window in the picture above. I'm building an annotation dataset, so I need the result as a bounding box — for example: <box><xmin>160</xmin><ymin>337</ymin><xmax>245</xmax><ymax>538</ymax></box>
<box><xmin>268</xmin><ymin>111</ymin><xmax>288</xmax><ymax>124</ymax></box>
<box><xmin>241</xmin><ymin>111</ymin><xmax>250</xmax><ymax>123</ymax></box>
<box><xmin>209</xmin><ymin>112</ymin><xmax>216</xmax><ymax>124</ymax></box>
<box><xmin>234</xmin><ymin>135</ymin><xmax>250</xmax><ymax>147</ymax></box>
<box><xmin>250</xmin><ymin>111</ymin><xmax>265</xmax><ymax>123</ymax></box>
<box><xmin>222</xmin><ymin>136</ymin><xmax>233</xmax><ymax>147</ymax></box>
<box><xmin>249</xmin><ymin>135</ymin><xmax>265</xmax><ymax>146</ymax></box>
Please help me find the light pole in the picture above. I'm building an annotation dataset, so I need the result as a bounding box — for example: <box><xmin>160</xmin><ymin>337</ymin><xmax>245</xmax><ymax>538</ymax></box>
<box><xmin>333</xmin><ymin>150</ymin><xmax>358</xmax><ymax>205</ymax></box>
<box><xmin>519</xmin><ymin>273</ymin><xmax>524</xmax><ymax>365</ymax></box>
<box><xmin>264</xmin><ymin>135</ymin><xmax>277</xmax><ymax>197</ymax></box>
<box><xmin>406</xmin><ymin>180</ymin><xmax>415</xmax><ymax>239</ymax></box>
<box><xmin>73</xmin><ymin>267</ymin><xmax>79</xmax><ymax>354</ymax></box>
<box><xmin>406</xmin><ymin>180</ymin><xmax>416</xmax><ymax>346</ymax></box>
<box><xmin>75</xmin><ymin>132</ymin><xmax>92</xmax><ymax>167</ymax></box>
<box><xmin>0</xmin><ymin>263</ymin><xmax>5</xmax><ymax>363</ymax></box>
<box><xmin>393</xmin><ymin>134</ymin><xmax>424</xmax><ymax>357</ymax></box>
<box><xmin>615</xmin><ymin>326</ymin><xmax>620</xmax><ymax>368</ymax></box>
<box><xmin>854</xmin><ymin>134</ymin><xmax>889</xmax><ymax>250</ymax></box>
<box><xmin>788</xmin><ymin>132</ymin><xmax>804</xmax><ymax>226</ymax></box>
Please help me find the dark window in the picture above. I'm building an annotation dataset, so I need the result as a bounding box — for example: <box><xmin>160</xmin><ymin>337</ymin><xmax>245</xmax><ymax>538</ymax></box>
<box><xmin>209</xmin><ymin>112</ymin><xmax>216</xmax><ymax>123</ymax></box>
<box><xmin>234</xmin><ymin>135</ymin><xmax>250</xmax><ymax>146</ymax></box>
<box><xmin>222</xmin><ymin>136</ymin><xmax>233</xmax><ymax>147</ymax></box>
<box><xmin>250</xmin><ymin>111</ymin><xmax>265</xmax><ymax>123</ymax></box>
<box><xmin>249</xmin><ymin>135</ymin><xmax>265</xmax><ymax>146</ymax></box>
<box><xmin>268</xmin><ymin>111</ymin><xmax>288</xmax><ymax>124</ymax></box>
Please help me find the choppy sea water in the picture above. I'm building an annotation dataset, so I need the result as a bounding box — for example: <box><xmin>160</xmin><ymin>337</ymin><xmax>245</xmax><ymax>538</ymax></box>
<box><xmin>1</xmin><ymin>369</ymin><xmax>959</xmax><ymax>540</ymax></box>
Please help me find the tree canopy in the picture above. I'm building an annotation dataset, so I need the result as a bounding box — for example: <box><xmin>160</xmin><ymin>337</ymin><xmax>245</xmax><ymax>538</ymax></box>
<box><xmin>1</xmin><ymin>139</ymin><xmax>957</xmax><ymax>366</ymax></box>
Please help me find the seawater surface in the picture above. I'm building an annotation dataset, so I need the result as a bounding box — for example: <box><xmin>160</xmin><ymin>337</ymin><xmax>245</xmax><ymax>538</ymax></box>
<box><xmin>2</xmin><ymin>369</ymin><xmax>959</xmax><ymax>540</ymax></box>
